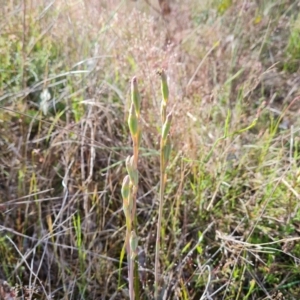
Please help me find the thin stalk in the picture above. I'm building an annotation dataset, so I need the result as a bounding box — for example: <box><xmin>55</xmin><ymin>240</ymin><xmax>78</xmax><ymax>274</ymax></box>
<box><xmin>132</xmin><ymin>136</ymin><xmax>139</xmax><ymax>298</ymax></box>
<box><xmin>155</xmin><ymin>69</ymin><xmax>171</xmax><ymax>299</ymax></box>
<box><xmin>124</xmin><ymin>77</ymin><xmax>142</xmax><ymax>300</ymax></box>
<box><xmin>154</xmin><ymin>142</ymin><xmax>166</xmax><ymax>299</ymax></box>
<box><xmin>128</xmin><ymin>241</ymin><xmax>134</xmax><ymax>300</ymax></box>
<box><xmin>131</xmin><ymin>136</ymin><xmax>139</xmax><ymax>223</ymax></box>
<box><xmin>124</xmin><ymin>206</ymin><xmax>133</xmax><ymax>299</ymax></box>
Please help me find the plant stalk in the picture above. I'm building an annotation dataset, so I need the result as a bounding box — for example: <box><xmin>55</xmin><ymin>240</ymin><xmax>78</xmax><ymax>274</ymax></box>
<box><xmin>154</xmin><ymin>144</ymin><xmax>166</xmax><ymax>299</ymax></box>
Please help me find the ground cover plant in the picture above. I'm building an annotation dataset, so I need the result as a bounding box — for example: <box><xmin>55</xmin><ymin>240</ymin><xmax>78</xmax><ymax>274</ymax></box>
<box><xmin>0</xmin><ymin>0</ymin><xmax>300</xmax><ymax>299</ymax></box>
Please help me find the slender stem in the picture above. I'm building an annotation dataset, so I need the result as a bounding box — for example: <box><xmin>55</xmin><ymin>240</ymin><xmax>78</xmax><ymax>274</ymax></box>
<box><xmin>154</xmin><ymin>137</ymin><xmax>165</xmax><ymax>299</ymax></box>
<box><xmin>126</xmin><ymin>77</ymin><xmax>142</xmax><ymax>300</ymax></box>
<box><xmin>129</xmin><ymin>135</ymin><xmax>139</xmax><ymax>300</ymax></box>
<box><xmin>155</xmin><ymin>85</ymin><xmax>168</xmax><ymax>298</ymax></box>
<box><xmin>132</xmin><ymin>137</ymin><xmax>140</xmax><ymax>298</ymax></box>
<box><xmin>126</xmin><ymin>231</ymin><xmax>134</xmax><ymax>300</ymax></box>
<box><xmin>129</xmin><ymin>250</ymin><xmax>134</xmax><ymax>300</ymax></box>
<box><xmin>131</xmin><ymin>136</ymin><xmax>139</xmax><ymax>223</ymax></box>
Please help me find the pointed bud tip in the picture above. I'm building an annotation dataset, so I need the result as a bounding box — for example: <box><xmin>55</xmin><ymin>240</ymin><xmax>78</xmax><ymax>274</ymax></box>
<box><xmin>157</xmin><ymin>69</ymin><xmax>166</xmax><ymax>76</ymax></box>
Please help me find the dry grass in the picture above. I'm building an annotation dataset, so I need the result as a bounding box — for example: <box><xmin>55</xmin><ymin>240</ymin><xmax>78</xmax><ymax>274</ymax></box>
<box><xmin>0</xmin><ymin>0</ymin><xmax>300</xmax><ymax>299</ymax></box>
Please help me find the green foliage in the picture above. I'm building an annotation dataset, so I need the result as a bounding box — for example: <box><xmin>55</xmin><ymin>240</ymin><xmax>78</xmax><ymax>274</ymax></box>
<box><xmin>284</xmin><ymin>14</ymin><xmax>300</xmax><ymax>72</ymax></box>
<box><xmin>214</xmin><ymin>0</ymin><xmax>232</xmax><ymax>14</ymax></box>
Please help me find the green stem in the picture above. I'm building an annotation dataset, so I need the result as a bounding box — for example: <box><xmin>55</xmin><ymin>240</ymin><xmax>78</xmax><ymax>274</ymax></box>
<box><xmin>155</xmin><ymin>136</ymin><xmax>166</xmax><ymax>299</ymax></box>
<box><xmin>131</xmin><ymin>136</ymin><xmax>140</xmax><ymax>299</ymax></box>
<box><xmin>126</xmin><ymin>229</ymin><xmax>134</xmax><ymax>300</ymax></box>
<box><xmin>129</xmin><ymin>251</ymin><xmax>134</xmax><ymax>300</ymax></box>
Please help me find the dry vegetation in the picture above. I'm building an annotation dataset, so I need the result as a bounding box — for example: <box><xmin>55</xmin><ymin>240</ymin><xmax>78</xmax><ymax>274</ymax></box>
<box><xmin>1</xmin><ymin>0</ymin><xmax>300</xmax><ymax>299</ymax></box>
